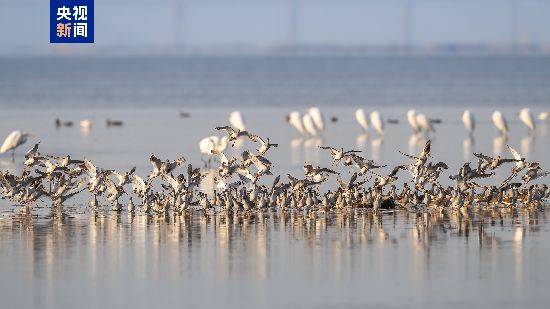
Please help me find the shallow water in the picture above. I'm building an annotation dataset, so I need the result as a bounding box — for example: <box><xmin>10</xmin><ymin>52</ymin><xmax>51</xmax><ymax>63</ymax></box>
<box><xmin>1</xmin><ymin>207</ymin><xmax>550</xmax><ymax>308</ymax></box>
<box><xmin>0</xmin><ymin>106</ymin><xmax>549</xmax><ymax>308</ymax></box>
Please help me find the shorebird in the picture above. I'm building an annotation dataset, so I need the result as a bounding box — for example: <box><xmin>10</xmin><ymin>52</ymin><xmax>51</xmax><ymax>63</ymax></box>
<box><xmin>320</xmin><ymin>146</ymin><xmax>361</xmax><ymax>164</ymax></box>
<box><xmin>355</xmin><ymin>108</ymin><xmax>369</xmax><ymax>132</ymax></box>
<box><xmin>522</xmin><ymin>166</ymin><xmax>549</xmax><ymax>183</ymax></box>
<box><xmin>148</xmin><ymin>154</ymin><xmax>187</xmax><ymax>179</ymax></box>
<box><xmin>461</xmin><ymin>110</ymin><xmax>475</xmax><ymax>135</ymax></box>
<box><xmin>303</xmin><ymin>164</ymin><xmax>339</xmax><ymax>182</ymax></box>
<box><xmin>302</xmin><ymin>114</ymin><xmax>319</xmax><ymax>136</ymax></box>
<box><xmin>308</xmin><ymin>107</ymin><xmax>325</xmax><ymax>132</ymax></box>
<box><xmin>492</xmin><ymin>110</ymin><xmax>508</xmax><ymax>135</ymax></box>
<box><xmin>287</xmin><ymin>112</ymin><xmax>306</xmax><ymax>135</ymax></box>
<box><xmin>416</xmin><ymin>113</ymin><xmax>434</xmax><ymax>133</ymax></box>
<box><xmin>518</xmin><ymin>108</ymin><xmax>536</xmax><ymax>133</ymax></box>
<box><xmin>407</xmin><ymin>110</ymin><xmax>420</xmax><ymax>133</ymax></box>
<box><xmin>369</xmin><ymin>165</ymin><xmax>407</xmax><ymax>188</ymax></box>
<box><xmin>251</xmin><ymin>134</ymin><xmax>278</xmax><ymax>155</ymax></box>
<box><xmin>370</xmin><ymin>111</ymin><xmax>384</xmax><ymax>136</ymax></box>
<box><xmin>538</xmin><ymin>111</ymin><xmax>549</xmax><ymax>121</ymax></box>
<box><xmin>215</xmin><ymin>126</ymin><xmax>254</xmax><ymax>144</ymax></box>
<box><xmin>1</xmin><ymin>130</ymin><xmax>30</xmax><ymax>161</ymax></box>
<box><xmin>348</xmin><ymin>154</ymin><xmax>386</xmax><ymax>175</ymax></box>
<box><xmin>473</xmin><ymin>152</ymin><xmax>520</xmax><ymax>172</ymax></box>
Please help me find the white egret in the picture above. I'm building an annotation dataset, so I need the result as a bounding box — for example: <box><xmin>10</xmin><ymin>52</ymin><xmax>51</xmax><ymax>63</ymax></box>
<box><xmin>200</xmin><ymin>136</ymin><xmax>228</xmax><ymax>155</ymax></box>
<box><xmin>302</xmin><ymin>113</ymin><xmax>318</xmax><ymax>136</ymax></box>
<box><xmin>518</xmin><ymin>108</ymin><xmax>535</xmax><ymax>133</ymax></box>
<box><xmin>538</xmin><ymin>111</ymin><xmax>549</xmax><ymax>121</ymax></box>
<box><xmin>355</xmin><ymin>108</ymin><xmax>369</xmax><ymax>132</ymax></box>
<box><xmin>370</xmin><ymin>111</ymin><xmax>384</xmax><ymax>137</ymax></box>
<box><xmin>307</xmin><ymin>107</ymin><xmax>325</xmax><ymax>132</ymax></box>
<box><xmin>287</xmin><ymin>111</ymin><xmax>305</xmax><ymax>135</ymax></box>
<box><xmin>229</xmin><ymin>111</ymin><xmax>246</xmax><ymax>131</ymax></box>
<box><xmin>0</xmin><ymin>130</ymin><xmax>30</xmax><ymax>161</ymax></box>
<box><xmin>407</xmin><ymin>110</ymin><xmax>420</xmax><ymax>133</ymax></box>
<box><xmin>80</xmin><ymin>119</ymin><xmax>92</xmax><ymax>129</ymax></box>
<box><xmin>199</xmin><ymin>136</ymin><xmax>229</xmax><ymax>166</ymax></box>
<box><xmin>416</xmin><ymin>113</ymin><xmax>434</xmax><ymax>133</ymax></box>
<box><xmin>461</xmin><ymin>109</ymin><xmax>475</xmax><ymax>135</ymax></box>
<box><xmin>492</xmin><ymin>110</ymin><xmax>508</xmax><ymax>135</ymax></box>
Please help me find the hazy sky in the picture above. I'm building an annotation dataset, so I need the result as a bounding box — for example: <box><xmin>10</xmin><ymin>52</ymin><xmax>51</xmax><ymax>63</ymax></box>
<box><xmin>1</xmin><ymin>0</ymin><xmax>549</xmax><ymax>53</ymax></box>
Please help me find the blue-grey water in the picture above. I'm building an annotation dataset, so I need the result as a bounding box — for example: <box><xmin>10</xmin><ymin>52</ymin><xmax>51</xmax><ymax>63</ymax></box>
<box><xmin>0</xmin><ymin>56</ymin><xmax>549</xmax><ymax>308</ymax></box>
<box><xmin>1</xmin><ymin>56</ymin><xmax>550</xmax><ymax>108</ymax></box>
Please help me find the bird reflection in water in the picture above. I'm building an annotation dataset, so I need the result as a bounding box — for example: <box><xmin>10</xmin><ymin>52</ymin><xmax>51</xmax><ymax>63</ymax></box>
<box><xmin>408</xmin><ymin>133</ymin><xmax>425</xmax><ymax>157</ymax></box>
<box><xmin>521</xmin><ymin>134</ymin><xmax>534</xmax><ymax>160</ymax></box>
<box><xmin>493</xmin><ymin>134</ymin><xmax>508</xmax><ymax>156</ymax></box>
<box><xmin>371</xmin><ymin>136</ymin><xmax>384</xmax><ymax>162</ymax></box>
<box><xmin>463</xmin><ymin>136</ymin><xmax>474</xmax><ymax>162</ymax></box>
<box><xmin>1</xmin><ymin>207</ymin><xmax>547</xmax><ymax>275</ymax></box>
<box><xmin>289</xmin><ymin>137</ymin><xmax>323</xmax><ymax>166</ymax></box>
<box><xmin>355</xmin><ymin>133</ymin><xmax>368</xmax><ymax>150</ymax></box>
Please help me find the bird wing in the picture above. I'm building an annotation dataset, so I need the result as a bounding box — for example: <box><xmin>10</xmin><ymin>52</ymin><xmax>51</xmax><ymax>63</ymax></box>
<box><xmin>507</xmin><ymin>145</ymin><xmax>522</xmax><ymax>161</ymax></box>
<box><xmin>389</xmin><ymin>165</ymin><xmax>406</xmax><ymax>177</ymax></box>
<box><xmin>83</xmin><ymin>159</ymin><xmax>97</xmax><ymax>177</ymax></box>
<box><xmin>215</xmin><ymin>126</ymin><xmax>235</xmax><ymax>135</ymax></box>
<box><xmin>473</xmin><ymin>152</ymin><xmax>493</xmax><ymax>162</ymax></box>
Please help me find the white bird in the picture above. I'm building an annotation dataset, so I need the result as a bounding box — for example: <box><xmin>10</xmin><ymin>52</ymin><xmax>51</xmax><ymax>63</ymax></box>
<box><xmin>0</xmin><ymin>130</ymin><xmax>30</xmax><ymax>161</ymax></box>
<box><xmin>538</xmin><ymin>111</ymin><xmax>549</xmax><ymax>121</ymax></box>
<box><xmin>416</xmin><ymin>113</ymin><xmax>434</xmax><ymax>133</ymax></box>
<box><xmin>80</xmin><ymin>119</ymin><xmax>92</xmax><ymax>129</ymax></box>
<box><xmin>302</xmin><ymin>114</ymin><xmax>318</xmax><ymax>137</ymax></box>
<box><xmin>407</xmin><ymin>110</ymin><xmax>420</xmax><ymax>133</ymax></box>
<box><xmin>355</xmin><ymin>108</ymin><xmax>369</xmax><ymax>132</ymax></box>
<box><xmin>200</xmin><ymin>136</ymin><xmax>228</xmax><ymax>154</ymax></box>
<box><xmin>461</xmin><ymin>109</ymin><xmax>475</xmax><ymax>135</ymax></box>
<box><xmin>370</xmin><ymin>111</ymin><xmax>384</xmax><ymax>137</ymax></box>
<box><xmin>288</xmin><ymin>111</ymin><xmax>305</xmax><ymax>135</ymax></box>
<box><xmin>229</xmin><ymin>111</ymin><xmax>246</xmax><ymax>131</ymax></box>
<box><xmin>307</xmin><ymin>107</ymin><xmax>325</xmax><ymax>132</ymax></box>
<box><xmin>199</xmin><ymin>136</ymin><xmax>229</xmax><ymax>166</ymax></box>
<box><xmin>518</xmin><ymin>108</ymin><xmax>535</xmax><ymax>133</ymax></box>
<box><xmin>492</xmin><ymin>110</ymin><xmax>508</xmax><ymax>135</ymax></box>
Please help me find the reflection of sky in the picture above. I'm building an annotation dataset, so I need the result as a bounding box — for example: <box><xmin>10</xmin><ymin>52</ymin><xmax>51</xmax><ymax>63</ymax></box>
<box><xmin>1</xmin><ymin>0</ymin><xmax>550</xmax><ymax>53</ymax></box>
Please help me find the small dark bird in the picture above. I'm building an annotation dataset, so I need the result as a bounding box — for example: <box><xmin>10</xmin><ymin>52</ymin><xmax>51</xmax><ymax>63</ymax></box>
<box><xmin>180</xmin><ymin>112</ymin><xmax>191</xmax><ymax>118</ymax></box>
<box><xmin>55</xmin><ymin>118</ymin><xmax>73</xmax><ymax>128</ymax></box>
<box><xmin>106</xmin><ymin>119</ymin><xmax>123</xmax><ymax>127</ymax></box>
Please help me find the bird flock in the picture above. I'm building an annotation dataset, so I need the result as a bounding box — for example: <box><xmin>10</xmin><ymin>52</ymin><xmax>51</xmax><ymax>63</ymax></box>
<box><xmin>284</xmin><ymin>107</ymin><xmax>547</xmax><ymax>138</ymax></box>
<box><xmin>1</xmin><ymin>121</ymin><xmax>548</xmax><ymax>216</ymax></box>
